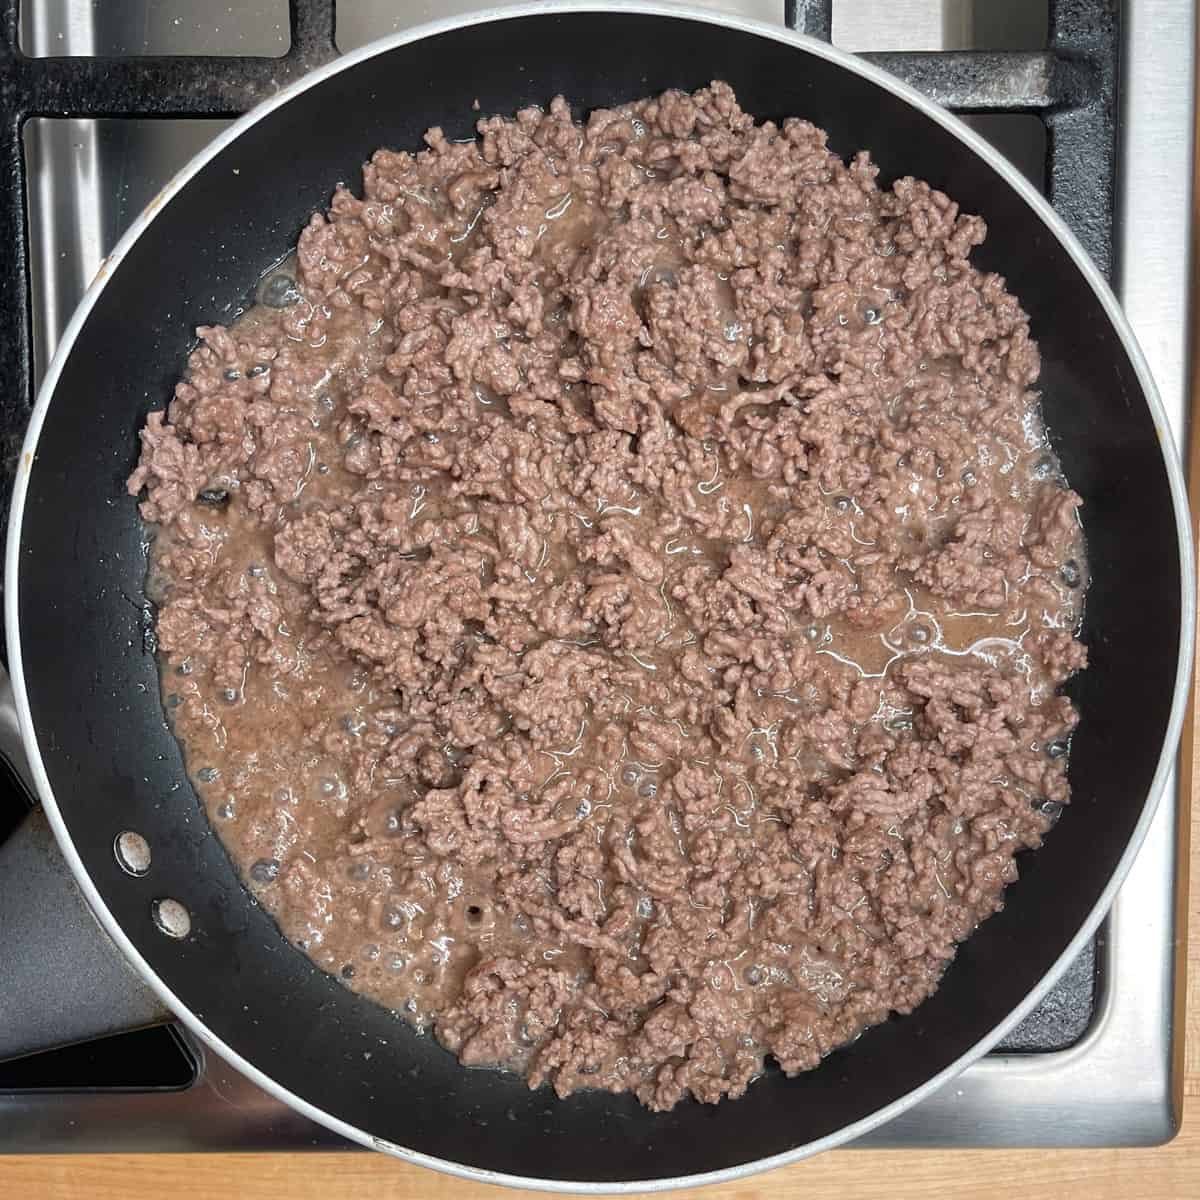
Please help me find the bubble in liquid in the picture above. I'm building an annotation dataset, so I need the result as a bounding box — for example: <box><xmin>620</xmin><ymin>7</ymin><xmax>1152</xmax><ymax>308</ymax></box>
<box><xmin>362</xmin><ymin>943</ymin><xmax>381</xmax><ymax>961</ymax></box>
<box><xmin>261</xmin><ymin>274</ymin><xmax>302</xmax><ymax>308</ymax></box>
<box><xmin>744</xmin><ymin>965</ymin><xmax>766</xmax><ymax>986</ymax></box>
<box><xmin>216</xmin><ymin>799</ymin><xmax>237</xmax><ymax>820</ymax></box>
<box><xmin>1060</xmin><ymin>560</ymin><xmax>1081</xmax><ymax>588</ymax></box>
<box><xmin>347</xmin><ymin>861</ymin><xmax>371</xmax><ymax>881</ymax></box>
<box><xmin>1047</xmin><ymin>739</ymin><xmax>1069</xmax><ymax>760</ymax></box>
<box><xmin>620</xmin><ymin>765</ymin><xmax>641</xmax><ymax>787</ymax></box>
<box><xmin>636</xmin><ymin>897</ymin><xmax>654</xmax><ymax>919</ymax></box>
<box><xmin>1032</xmin><ymin>454</ymin><xmax>1057</xmax><ymax>481</ymax></box>
<box><xmin>637</xmin><ymin>777</ymin><xmax>659</xmax><ymax>799</ymax></box>
<box><xmin>863</xmin><ymin>306</ymin><xmax>882</xmax><ymax>325</ymax></box>
<box><xmin>247</xmin><ymin>362</ymin><xmax>270</xmax><ymax>378</ymax></box>
<box><xmin>250</xmin><ymin>858</ymin><xmax>280</xmax><ymax>884</ymax></box>
<box><xmin>340</xmin><ymin>963</ymin><xmax>356</xmax><ymax>980</ymax></box>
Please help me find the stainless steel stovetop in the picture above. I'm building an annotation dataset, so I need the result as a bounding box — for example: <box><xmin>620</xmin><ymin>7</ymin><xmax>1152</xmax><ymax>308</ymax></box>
<box><xmin>1</xmin><ymin>0</ymin><xmax>1191</xmax><ymax>1154</ymax></box>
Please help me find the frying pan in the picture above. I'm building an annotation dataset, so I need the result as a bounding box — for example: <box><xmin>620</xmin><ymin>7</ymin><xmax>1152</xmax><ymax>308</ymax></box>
<box><xmin>0</xmin><ymin>3</ymin><xmax>1192</xmax><ymax>1190</ymax></box>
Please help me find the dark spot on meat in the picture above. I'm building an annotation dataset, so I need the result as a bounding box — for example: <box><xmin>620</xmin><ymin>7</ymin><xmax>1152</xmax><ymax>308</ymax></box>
<box><xmin>196</xmin><ymin>487</ymin><xmax>230</xmax><ymax>507</ymax></box>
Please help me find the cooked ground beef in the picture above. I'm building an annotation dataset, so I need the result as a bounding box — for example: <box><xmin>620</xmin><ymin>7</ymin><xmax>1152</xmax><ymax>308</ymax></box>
<box><xmin>128</xmin><ymin>82</ymin><xmax>1087</xmax><ymax>1112</ymax></box>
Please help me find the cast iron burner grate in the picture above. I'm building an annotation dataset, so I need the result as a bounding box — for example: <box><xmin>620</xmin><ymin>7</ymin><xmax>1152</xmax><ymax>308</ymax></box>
<box><xmin>0</xmin><ymin>0</ymin><xmax>1113</xmax><ymax>1091</ymax></box>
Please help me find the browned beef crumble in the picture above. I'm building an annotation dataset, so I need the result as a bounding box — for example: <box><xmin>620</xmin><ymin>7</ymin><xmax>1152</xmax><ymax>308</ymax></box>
<box><xmin>128</xmin><ymin>82</ymin><xmax>1087</xmax><ymax>1112</ymax></box>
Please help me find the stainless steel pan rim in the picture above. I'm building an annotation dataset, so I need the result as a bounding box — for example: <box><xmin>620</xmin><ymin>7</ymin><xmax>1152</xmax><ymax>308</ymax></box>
<box><xmin>5</xmin><ymin>2</ymin><xmax>1194</xmax><ymax>1192</ymax></box>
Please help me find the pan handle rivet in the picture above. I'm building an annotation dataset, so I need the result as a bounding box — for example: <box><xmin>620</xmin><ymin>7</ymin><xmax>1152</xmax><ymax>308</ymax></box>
<box><xmin>114</xmin><ymin>831</ymin><xmax>151</xmax><ymax>877</ymax></box>
<box><xmin>151</xmin><ymin>897</ymin><xmax>192</xmax><ymax>940</ymax></box>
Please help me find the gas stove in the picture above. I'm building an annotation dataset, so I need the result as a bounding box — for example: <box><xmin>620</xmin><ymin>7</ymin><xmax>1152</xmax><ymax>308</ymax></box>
<box><xmin>0</xmin><ymin>0</ymin><xmax>1190</xmax><ymax>1154</ymax></box>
